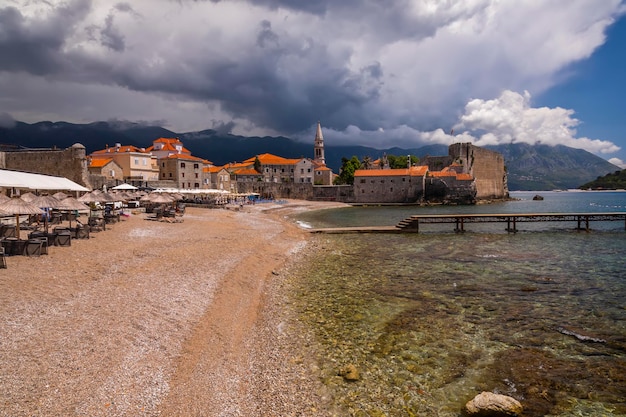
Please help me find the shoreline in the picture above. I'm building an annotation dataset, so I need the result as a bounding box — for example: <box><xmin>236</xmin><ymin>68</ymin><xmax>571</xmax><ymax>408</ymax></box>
<box><xmin>0</xmin><ymin>200</ymin><xmax>347</xmax><ymax>416</ymax></box>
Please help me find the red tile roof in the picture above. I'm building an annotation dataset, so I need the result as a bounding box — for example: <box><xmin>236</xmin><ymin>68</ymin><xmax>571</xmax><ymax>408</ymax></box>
<box><xmin>88</xmin><ymin>158</ymin><xmax>114</xmax><ymax>168</ymax></box>
<box><xmin>233</xmin><ymin>168</ymin><xmax>261</xmax><ymax>175</ymax></box>
<box><xmin>164</xmin><ymin>153</ymin><xmax>211</xmax><ymax>164</ymax></box>
<box><xmin>243</xmin><ymin>153</ymin><xmax>300</xmax><ymax>165</ymax></box>
<box><xmin>354</xmin><ymin>165</ymin><xmax>429</xmax><ymax>177</ymax></box>
<box><xmin>91</xmin><ymin>145</ymin><xmax>149</xmax><ymax>155</ymax></box>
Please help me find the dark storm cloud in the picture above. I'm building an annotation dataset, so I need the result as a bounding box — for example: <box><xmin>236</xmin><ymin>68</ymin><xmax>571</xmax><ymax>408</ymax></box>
<box><xmin>100</xmin><ymin>13</ymin><xmax>126</xmax><ymax>51</ymax></box>
<box><xmin>0</xmin><ymin>2</ymin><xmax>90</xmax><ymax>75</ymax></box>
<box><xmin>1</xmin><ymin>0</ymin><xmax>624</xmax><ymax>156</ymax></box>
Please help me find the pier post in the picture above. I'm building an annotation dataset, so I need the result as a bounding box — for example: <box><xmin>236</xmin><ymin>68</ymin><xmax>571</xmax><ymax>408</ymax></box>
<box><xmin>506</xmin><ymin>216</ymin><xmax>517</xmax><ymax>233</ymax></box>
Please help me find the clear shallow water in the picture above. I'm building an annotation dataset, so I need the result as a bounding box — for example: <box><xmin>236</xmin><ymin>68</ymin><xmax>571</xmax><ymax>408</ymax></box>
<box><xmin>290</xmin><ymin>191</ymin><xmax>626</xmax><ymax>416</ymax></box>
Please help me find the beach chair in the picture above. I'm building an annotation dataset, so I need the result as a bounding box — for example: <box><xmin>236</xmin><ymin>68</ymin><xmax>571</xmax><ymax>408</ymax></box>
<box><xmin>24</xmin><ymin>239</ymin><xmax>43</xmax><ymax>257</ymax></box>
<box><xmin>56</xmin><ymin>230</ymin><xmax>72</xmax><ymax>247</ymax></box>
<box><xmin>73</xmin><ymin>226</ymin><xmax>89</xmax><ymax>239</ymax></box>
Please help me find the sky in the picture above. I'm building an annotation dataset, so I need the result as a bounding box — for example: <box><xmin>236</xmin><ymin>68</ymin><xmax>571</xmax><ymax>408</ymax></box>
<box><xmin>0</xmin><ymin>0</ymin><xmax>625</xmax><ymax>167</ymax></box>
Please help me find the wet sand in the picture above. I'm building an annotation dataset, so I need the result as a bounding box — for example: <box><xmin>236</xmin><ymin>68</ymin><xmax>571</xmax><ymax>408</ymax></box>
<box><xmin>0</xmin><ymin>200</ymin><xmax>347</xmax><ymax>416</ymax></box>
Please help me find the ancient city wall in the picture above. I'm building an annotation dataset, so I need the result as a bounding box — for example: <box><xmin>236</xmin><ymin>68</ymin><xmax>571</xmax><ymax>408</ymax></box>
<box><xmin>2</xmin><ymin>144</ymin><xmax>92</xmax><ymax>189</ymax></box>
<box><xmin>353</xmin><ymin>175</ymin><xmax>422</xmax><ymax>203</ymax></box>
<box><xmin>449</xmin><ymin>143</ymin><xmax>508</xmax><ymax>200</ymax></box>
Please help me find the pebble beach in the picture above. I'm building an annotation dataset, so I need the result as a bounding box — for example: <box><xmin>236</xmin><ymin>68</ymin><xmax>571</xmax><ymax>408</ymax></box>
<box><xmin>0</xmin><ymin>201</ymin><xmax>346</xmax><ymax>416</ymax></box>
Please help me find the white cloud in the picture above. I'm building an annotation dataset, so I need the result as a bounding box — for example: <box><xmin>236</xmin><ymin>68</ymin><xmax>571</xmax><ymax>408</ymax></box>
<box><xmin>608</xmin><ymin>158</ymin><xmax>626</xmax><ymax>169</ymax></box>
<box><xmin>452</xmin><ymin>90</ymin><xmax>620</xmax><ymax>154</ymax></box>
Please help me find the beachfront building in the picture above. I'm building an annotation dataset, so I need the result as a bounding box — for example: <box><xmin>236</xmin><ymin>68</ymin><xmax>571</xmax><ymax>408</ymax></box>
<box><xmin>87</xmin><ymin>157</ymin><xmax>123</xmax><ymax>182</ymax></box>
<box><xmin>231</xmin><ymin>167</ymin><xmax>263</xmax><ymax>183</ymax></box>
<box><xmin>159</xmin><ymin>153</ymin><xmax>212</xmax><ymax>189</ymax></box>
<box><xmin>204</xmin><ymin>166</ymin><xmax>233</xmax><ymax>191</ymax></box>
<box><xmin>354</xmin><ymin>166</ymin><xmax>429</xmax><ymax>203</ymax></box>
<box><xmin>88</xmin><ymin>144</ymin><xmax>159</xmax><ymax>184</ymax></box>
<box><xmin>146</xmin><ymin>137</ymin><xmax>191</xmax><ymax>159</ymax></box>
<box><xmin>353</xmin><ymin>164</ymin><xmax>476</xmax><ymax>204</ymax></box>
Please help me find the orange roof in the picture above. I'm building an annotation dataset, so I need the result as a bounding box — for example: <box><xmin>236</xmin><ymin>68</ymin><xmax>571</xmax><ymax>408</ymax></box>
<box><xmin>244</xmin><ymin>153</ymin><xmax>300</xmax><ymax>165</ymax></box>
<box><xmin>429</xmin><ymin>171</ymin><xmax>474</xmax><ymax>180</ymax></box>
<box><xmin>204</xmin><ymin>166</ymin><xmax>227</xmax><ymax>173</ymax></box>
<box><xmin>429</xmin><ymin>171</ymin><xmax>457</xmax><ymax>177</ymax></box>
<box><xmin>233</xmin><ymin>168</ymin><xmax>261</xmax><ymax>175</ymax></box>
<box><xmin>88</xmin><ymin>158</ymin><xmax>115</xmax><ymax>168</ymax></box>
<box><xmin>153</xmin><ymin>137</ymin><xmax>183</xmax><ymax>144</ymax></box>
<box><xmin>91</xmin><ymin>145</ymin><xmax>149</xmax><ymax>155</ymax></box>
<box><xmin>354</xmin><ymin>165</ymin><xmax>429</xmax><ymax>177</ymax></box>
<box><xmin>224</xmin><ymin>162</ymin><xmax>253</xmax><ymax>170</ymax></box>
<box><xmin>164</xmin><ymin>153</ymin><xmax>211</xmax><ymax>164</ymax></box>
<box><xmin>315</xmin><ymin>166</ymin><xmax>332</xmax><ymax>171</ymax></box>
<box><xmin>355</xmin><ymin>169</ymin><xmax>410</xmax><ymax>177</ymax></box>
<box><xmin>409</xmin><ymin>166</ymin><xmax>429</xmax><ymax>176</ymax></box>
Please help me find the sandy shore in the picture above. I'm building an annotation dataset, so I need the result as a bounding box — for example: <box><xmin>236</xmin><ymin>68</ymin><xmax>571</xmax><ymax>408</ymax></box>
<box><xmin>0</xmin><ymin>200</ymin><xmax>347</xmax><ymax>416</ymax></box>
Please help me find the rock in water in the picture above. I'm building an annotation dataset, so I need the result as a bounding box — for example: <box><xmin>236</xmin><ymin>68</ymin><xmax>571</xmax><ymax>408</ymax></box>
<box><xmin>339</xmin><ymin>364</ymin><xmax>360</xmax><ymax>381</ymax></box>
<box><xmin>463</xmin><ymin>391</ymin><xmax>523</xmax><ymax>416</ymax></box>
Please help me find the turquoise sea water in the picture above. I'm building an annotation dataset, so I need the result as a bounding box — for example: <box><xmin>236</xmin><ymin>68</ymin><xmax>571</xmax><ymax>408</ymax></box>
<box><xmin>290</xmin><ymin>192</ymin><xmax>626</xmax><ymax>416</ymax></box>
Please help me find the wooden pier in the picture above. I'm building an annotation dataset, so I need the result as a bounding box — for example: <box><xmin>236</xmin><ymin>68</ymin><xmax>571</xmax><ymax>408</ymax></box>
<box><xmin>310</xmin><ymin>212</ymin><xmax>626</xmax><ymax>234</ymax></box>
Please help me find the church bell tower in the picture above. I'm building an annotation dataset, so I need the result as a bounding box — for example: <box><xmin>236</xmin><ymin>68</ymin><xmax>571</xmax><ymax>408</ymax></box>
<box><xmin>314</xmin><ymin>121</ymin><xmax>325</xmax><ymax>165</ymax></box>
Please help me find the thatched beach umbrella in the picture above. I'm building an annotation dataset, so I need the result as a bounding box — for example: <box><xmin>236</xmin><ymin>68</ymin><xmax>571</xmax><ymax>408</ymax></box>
<box><xmin>149</xmin><ymin>193</ymin><xmax>175</xmax><ymax>204</ymax></box>
<box><xmin>0</xmin><ymin>194</ymin><xmax>10</xmax><ymax>203</ymax></box>
<box><xmin>20</xmin><ymin>192</ymin><xmax>37</xmax><ymax>203</ymax></box>
<box><xmin>57</xmin><ymin>197</ymin><xmax>89</xmax><ymax>228</ymax></box>
<box><xmin>53</xmin><ymin>191</ymin><xmax>69</xmax><ymax>200</ymax></box>
<box><xmin>0</xmin><ymin>197</ymin><xmax>44</xmax><ymax>240</ymax></box>
<box><xmin>30</xmin><ymin>195</ymin><xmax>63</xmax><ymax>233</ymax></box>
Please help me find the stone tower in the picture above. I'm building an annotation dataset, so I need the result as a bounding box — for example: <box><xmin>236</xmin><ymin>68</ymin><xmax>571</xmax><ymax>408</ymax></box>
<box><xmin>314</xmin><ymin>121</ymin><xmax>325</xmax><ymax>165</ymax></box>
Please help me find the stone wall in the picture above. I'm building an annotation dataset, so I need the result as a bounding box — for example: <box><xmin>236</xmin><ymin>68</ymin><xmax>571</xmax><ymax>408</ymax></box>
<box><xmin>424</xmin><ymin>177</ymin><xmax>476</xmax><ymax>204</ymax></box>
<box><xmin>235</xmin><ymin>182</ymin><xmax>355</xmax><ymax>202</ymax></box>
<box><xmin>448</xmin><ymin>143</ymin><xmax>508</xmax><ymax>200</ymax></box>
<box><xmin>2</xmin><ymin>144</ymin><xmax>92</xmax><ymax>189</ymax></box>
<box><xmin>353</xmin><ymin>175</ymin><xmax>422</xmax><ymax>203</ymax></box>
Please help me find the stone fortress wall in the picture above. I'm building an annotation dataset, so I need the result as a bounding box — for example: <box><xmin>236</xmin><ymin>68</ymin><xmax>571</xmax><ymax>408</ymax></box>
<box><xmin>1</xmin><ymin>144</ymin><xmax>92</xmax><ymax>189</ymax></box>
<box><xmin>449</xmin><ymin>143</ymin><xmax>508</xmax><ymax>200</ymax></box>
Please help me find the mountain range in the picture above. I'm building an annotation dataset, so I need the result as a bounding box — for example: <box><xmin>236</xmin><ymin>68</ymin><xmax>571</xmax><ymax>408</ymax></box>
<box><xmin>0</xmin><ymin>120</ymin><xmax>619</xmax><ymax>191</ymax></box>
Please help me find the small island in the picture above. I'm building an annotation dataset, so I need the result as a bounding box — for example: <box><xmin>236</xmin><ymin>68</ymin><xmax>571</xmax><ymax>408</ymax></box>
<box><xmin>579</xmin><ymin>169</ymin><xmax>626</xmax><ymax>190</ymax></box>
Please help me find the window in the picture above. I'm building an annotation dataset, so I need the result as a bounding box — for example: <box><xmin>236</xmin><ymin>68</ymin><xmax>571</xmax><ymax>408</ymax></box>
<box><xmin>281</xmin><ymin>168</ymin><xmax>285</xmax><ymax>173</ymax></box>
<box><xmin>169</xmin><ymin>173</ymin><xmax>172</xmax><ymax>177</ymax></box>
<box><xmin>134</xmin><ymin>158</ymin><xmax>139</xmax><ymax>165</ymax></box>
<box><xmin>181</xmin><ymin>162</ymin><xmax>186</xmax><ymax>168</ymax></box>
<box><xmin>162</xmin><ymin>162</ymin><xmax>165</xmax><ymax>167</ymax></box>
<box><xmin>143</xmin><ymin>159</ymin><xmax>147</xmax><ymax>166</ymax></box>
<box><xmin>300</xmin><ymin>169</ymin><xmax>304</xmax><ymax>174</ymax></box>
<box><xmin>182</xmin><ymin>173</ymin><xmax>185</xmax><ymax>178</ymax></box>
<box><xmin>360</xmin><ymin>179</ymin><xmax>366</xmax><ymax>183</ymax></box>
<box><xmin>194</xmin><ymin>183</ymin><xmax>199</xmax><ymax>188</ymax></box>
<box><xmin>390</xmin><ymin>188</ymin><xmax>393</xmax><ymax>192</ymax></box>
<box><xmin>194</xmin><ymin>163</ymin><xmax>199</xmax><ymax>169</ymax></box>
<box><xmin>195</xmin><ymin>173</ymin><xmax>198</xmax><ymax>178</ymax></box>
<box><xmin>307</xmin><ymin>168</ymin><xmax>311</xmax><ymax>173</ymax></box>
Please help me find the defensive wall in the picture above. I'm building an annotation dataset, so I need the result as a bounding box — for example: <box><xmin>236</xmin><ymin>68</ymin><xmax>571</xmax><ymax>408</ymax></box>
<box><xmin>448</xmin><ymin>143</ymin><xmax>508</xmax><ymax>200</ymax></box>
<box><xmin>1</xmin><ymin>143</ymin><xmax>93</xmax><ymax>189</ymax></box>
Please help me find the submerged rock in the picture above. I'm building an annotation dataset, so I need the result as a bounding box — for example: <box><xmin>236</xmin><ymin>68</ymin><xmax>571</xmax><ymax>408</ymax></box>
<box><xmin>463</xmin><ymin>391</ymin><xmax>523</xmax><ymax>416</ymax></box>
<box><xmin>338</xmin><ymin>364</ymin><xmax>360</xmax><ymax>381</ymax></box>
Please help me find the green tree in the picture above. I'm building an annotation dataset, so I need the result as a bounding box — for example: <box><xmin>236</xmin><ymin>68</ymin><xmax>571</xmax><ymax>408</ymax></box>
<box><xmin>253</xmin><ymin>156</ymin><xmax>261</xmax><ymax>173</ymax></box>
<box><xmin>387</xmin><ymin>154</ymin><xmax>419</xmax><ymax>168</ymax></box>
<box><xmin>334</xmin><ymin>156</ymin><xmax>362</xmax><ymax>185</ymax></box>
